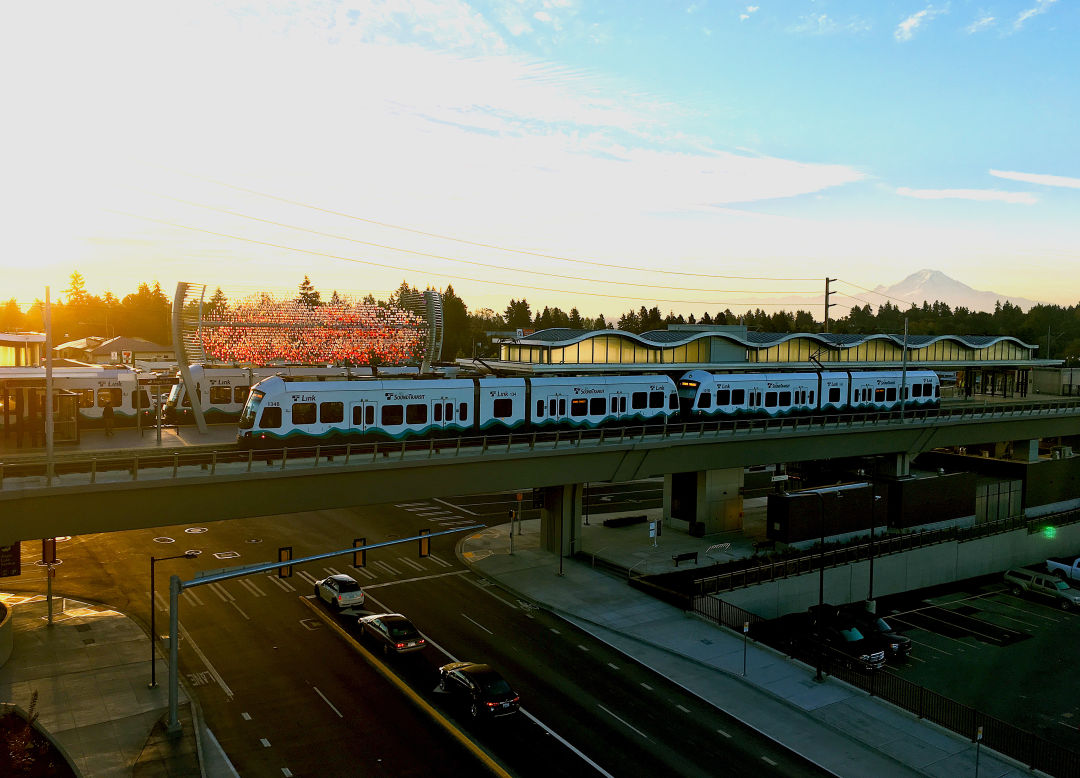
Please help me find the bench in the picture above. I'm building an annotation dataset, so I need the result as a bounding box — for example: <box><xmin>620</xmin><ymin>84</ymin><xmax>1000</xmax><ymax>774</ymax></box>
<box><xmin>671</xmin><ymin>551</ymin><xmax>698</xmax><ymax>567</ymax></box>
<box><xmin>602</xmin><ymin>515</ymin><xmax>648</xmax><ymax>529</ymax></box>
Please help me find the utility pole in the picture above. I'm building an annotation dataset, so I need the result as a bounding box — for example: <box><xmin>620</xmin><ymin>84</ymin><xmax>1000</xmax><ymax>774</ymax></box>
<box><xmin>824</xmin><ymin>277</ymin><xmax>837</xmax><ymax>333</ymax></box>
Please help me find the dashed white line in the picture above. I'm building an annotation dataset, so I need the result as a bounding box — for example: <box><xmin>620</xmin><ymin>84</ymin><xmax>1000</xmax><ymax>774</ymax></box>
<box><xmin>597</xmin><ymin>705</ymin><xmax>650</xmax><ymax>740</ymax></box>
<box><xmin>260</xmin><ymin>738</ymin><xmax>271</xmax><ymax>748</ymax></box>
<box><xmin>640</xmin><ymin>682</ymin><xmax>653</xmax><ymax>691</ymax></box>
<box><xmin>607</xmin><ymin>663</ymin><xmax>619</xmax><ymax>670</ymax></box>
<box><xmin>281</xmin><ymin>769</ymin><xmax>293</xmax><ymax>777</ymax></box>
<box><xmin>762</xmin><ymin>756</ymin><xmax>777</xmax><ymax>766</ymax></box>
<box><xmin>550</xmin><ymin>628</ymin><xmax>561</xmax><ymax>635</ymax></box>
<box><xmin>313</xmin><ymin>686</ymin><xmax>343</xmax><ymax>718</ymax></box>
<box><xmin>717</xmin><ymin>728</ymin><xmax>732</xmax><ymax>738</ymax></box>
<box><xmin>676</xmin><ymin>704</ymin><xmax>690</xmax><ymax>713</ymax></box>
<box><xmin>461</xmin><ymin>613</ymin><xmax>493</xmax><ymax>635</ymax></box>
<box><xmin>521</xmin><ymin>709</ymin><xmax>615</xmax><ymax>778</ymax></box>
<box><xmin>241</xmin><ymin>712</ymin><xmax>251</xmax><ymax>721</ymax></box>
<box><xmin>577</xmin><ymin>644</ymin><xmax>590</xmax><ymax>652</ymax></box>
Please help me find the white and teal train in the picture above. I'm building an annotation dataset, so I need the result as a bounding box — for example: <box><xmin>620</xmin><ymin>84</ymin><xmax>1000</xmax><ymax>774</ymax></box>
<box><xmin>236</xmin><ymin>368</ymin><xmax>939</xmax><ymax>449</ymax></box>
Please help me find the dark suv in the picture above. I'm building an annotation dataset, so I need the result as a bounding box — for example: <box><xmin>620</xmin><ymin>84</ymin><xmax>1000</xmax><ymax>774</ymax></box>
<box><xmin>438</xmin><ymin>662</ymin><xmax>520</xmax><ymax>719</ymax></box>
<box><xmin>840</xmin><ymin>608</ymin><xmax>912</xmax><ymax>662</ymax></box>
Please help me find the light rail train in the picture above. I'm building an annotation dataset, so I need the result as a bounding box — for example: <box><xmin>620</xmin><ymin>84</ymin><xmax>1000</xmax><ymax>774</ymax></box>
<box><xmin>236</xmin><ymin>369</ymin><xmax>940</xmax><ymax>449</ymax></box>
<box><xmin>0</xmin><ymin>365</ymin><xmax>161</xmax><ymax>430</ymax></box>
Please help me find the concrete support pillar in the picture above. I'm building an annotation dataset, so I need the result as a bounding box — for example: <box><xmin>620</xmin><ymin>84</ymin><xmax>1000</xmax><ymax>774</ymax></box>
<box><xmin>1013</xmin><ymin>439</ymin><xmax>1040</xmax><ymax>463</ymax></box>
<box><xmin>891</xmin><ymin>453</ymin><xmax>911</xmax><ymax>478</ymax></box>
<box><xmin>538</xmin><ymin>484</ymin><xmax>583</xmax><ymax>556</ymax></box>
<box><xmin>666</xmin><ymin>468</ymin><xmax>744</xmax><ymax>535</ymax></box>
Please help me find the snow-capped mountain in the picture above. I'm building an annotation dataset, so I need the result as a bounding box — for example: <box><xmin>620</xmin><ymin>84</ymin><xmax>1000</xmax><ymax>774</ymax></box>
<box><xmin>872</xmin><ymin>269</ymin><xmax>1041</xmax><ymax>313</ymax></box>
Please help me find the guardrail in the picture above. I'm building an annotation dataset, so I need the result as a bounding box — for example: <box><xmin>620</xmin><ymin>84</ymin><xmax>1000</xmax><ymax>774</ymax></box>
<box><xmin>3</xmin><ymin>397</ymin><xmax>1080</xmax><ymax>492</ymax></box>
<box><xmin>693</xmin><ymin>594</ymin><xmax>1080</xmax><ymax>778</ymax></box>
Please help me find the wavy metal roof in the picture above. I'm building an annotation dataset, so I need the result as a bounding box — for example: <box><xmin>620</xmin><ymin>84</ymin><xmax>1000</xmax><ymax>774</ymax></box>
<box><xmin>505</xmin><ymin>328</ymin><xmax>1037</xmax><ymax>351</ymax></box>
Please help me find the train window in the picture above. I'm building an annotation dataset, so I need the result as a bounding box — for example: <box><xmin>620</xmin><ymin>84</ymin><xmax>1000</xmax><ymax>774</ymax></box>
<box><xmin>717</xmin><ymin>390</ymin><xmax>730</xmax><ymax>406</ymax></box>
<box><xmin>293</xmin><ymin>402</ymin><xmax>316</xmax><ymax>425</ymax></box>
<box><xmin>779</xmin><ymin>391</ymin><xmax>791</xmax><ymax>406</ymax></box>
<box><xmin>935</xmin><ymin>385</ymin><xmax>940</xmax><ymax>398</ymax></box>
<box><xmin>631</xmin><ymin>392</ymin><xmax>646</xmax><ymax>410</ymax></box>
<box><xmin>590</xmin><ymin>397</ymin><xmax>605</xmax><ymax>415</ymax></box>
<box><xmin>320</xmin><ymin>402</ymin><xmax>343</xmax><ymax>423</ymax></box>
<box><xmin>731</xmin><ymin>389</ymin><xmax>745</xmax><ymax>405</ymax></box>
<box><xmin>571</xmin><ymin>398</ymin><xmax>588</xmax><ymax>417</ymax></box>
<box><xmin>549</xmin><ymin>399</ymin><xmax>557</xmax><ymax>416</ymax></box>
<box><xmin>435</xmin><ymin>403</ymin><xmax>443</xmax><ymax>422</ymax></box>
<box><xmin>98</xmin><ymin>388</ymin><xmax>122</xmax><ymax>407</ymax></box>
<box><xmin>648</xmin><ymin>391</ymin><xmax>664</xmax><ymax>409</ymax></box>
<box><xmin>260</xmin><ymin>407</ymin><xmax>281</xmax><ymax>428</ymax></box>
<box><xmin>234</xmin><ymin>386</ymin><xmax>248</xmax><ymax>403</ymax></box>
<box><xmin>620</xmin><ymin>397</ymin><xmax>626</xmax><ymax>412</ymax></box>
<box><xmin>828</xmin><ymin>388</ymin><xmax>840</xmax><ymax>403</ymax></box>
<box><xmin>459</xmin><ymin>402</ymin><xmax>468</xmax><ymax>420</ymax></box>
<box><xmin>77</xmin><ymin>389</ymin><xmax>94</xmax><ymax>408</ymax></box>
<box><xmin>210</xmin><ymin>386</ymin><xmax>232</xmax><ymax>404</ymax></box>
<box><xmin>352</xmin><ymin>405</ymin><xmax>363</xmax><ymax>425</ymax></box>
<box><xmin>382</xmin><ymin>405</ymin><xmax>404</xmax><ymax>425</ymax></box>
<box><xmin>445</xmin><ymin>402</ymin><xmax>453</xmax><ymax>420</ymax></box>
<box><xmin>698</xmin><ymin>393</ymin><xmax>712</xmax><ymax>409</ymax></box>
<box><xmin>669</xmin><ymin>393</ymin><xmax>678</xmax><ymax>410</ymax></box>
<box><xmin>132</xmin><ymin>390</ymin><xmax>149</xmax><ymax>409</ymax></box>
<box><xmin>559</xmin><ymin>399</ymin><xmax>566</xmax><ymax>415</ymax></box>
<box><xmin>493</xmin><ymin>399</ymin><xmax>513</xmax><ymax>418</ymax></box>
<box><xmin>874</xmin><ymin>388</ymin><xmax>886</xmax><ymax>402</ymax></box>
<box><xmin>610</xmin><ymin>397</ymin><xmax>618</xmax><ymax>414</ymax></box>
<box><xmin>886</xmin><ymin>388</ymin><xmax>896</xmax><ymax>402</ymax></box>
<box><xmin>406</xmin><ymin>404</ymin><xmax>428</xmax><ymax>424</ymax></box>
<box><xmin>367</xmin><ymin>406</ymin><xmax>376</xmax><ymax>424</ymax></box>
<box><xmin>912</xmin><ymin>384</ymin><xmax>922</xmax><ymax>398</ymax></box>
<box><xmin>536</xmin><ymin>400</ymin><xmax>544</xmax><ymax>418</ymax></box>
<box><xmin>765</xmin><ymin>392</ymin><xmax>778</xmax><ymax>408</ymax></box>
<box><xmin>809</xmin><ymin>391</ymin><xmax>814</xmax><ymax>404</ymax></box>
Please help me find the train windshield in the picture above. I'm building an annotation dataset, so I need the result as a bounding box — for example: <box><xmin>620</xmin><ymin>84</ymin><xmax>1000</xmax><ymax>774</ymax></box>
<box><xmin>165</xmin><ymin>384</ymin><xmax>181</xmax><ymax>408</ymax></box>
<box><xmin>238</xmin><ymin>390</ymin><xmax>265</xmax><ymax>430</ymax></box>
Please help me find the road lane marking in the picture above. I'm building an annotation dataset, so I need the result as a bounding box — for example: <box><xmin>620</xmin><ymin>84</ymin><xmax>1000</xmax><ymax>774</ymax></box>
<box><xmin>521</xmin><ymin>709</ymin><xmax>615</xmax><ymax>778</ymax></box>
<box><xmin>577</xmin><ymin>644</ymin><xmax>590</xmax><ymax>652</ymax></box>
<box><xmin>299</xmin><ymin>597</ymin><xmax>513</xmax><ymax>778</ymax></box>
<box><xmin>261</xmin><ymin>738</ymin><xmax>271</xmax><ymax>747</ymax></box>
<box><xmin>762</xmin><ymin>756</ymin><xmax>777</xmax><ymax>766</ymax></box>
<box><xmin>607</xmin><ymin>663</ymin><xmax>619</xmax><ymax>670</ymax></box>
<box><xmin>207</xmin><ymin>582</ymin><xmax>234</xmax><ymax>603</ymax></box>
<box><xmin>182</xmin><ymin>589</ymin><xmax>204</xmax><ymax>606</ymax></box>
<box><xmin>362</xmin><ymin>569</ymin><xmax>469</xmax><ymax>590</ymax></box>
<box><xmin>640</xmin><ymin>682</ymin><xmax>653</xmax><ymax>691</ymax></box>
<box><xmin>265</xmin><ymin>575</ymin><xmax>295</xmax><ymax>592</ymax></box>
<box><xmin>676</xmin><ymin>704</ymin><xmax>690</xmax><ymax>713</ymax></box>
<box><xmin>351</xmin><ymin>566</ymin><xmax>377</xmax><ymax>580</ymax></box>
<box><xmin>175</xmin><ymin>619</ymin><xmax>234</xmax><ymax>700</ymax></box>
<box><xmin>464</xmin><ymin>577</ymin><xmax>521</xmax><ymax>610</ymax></box>
<box><xmin>314</xmin><ymin>686</ymin><xmax>343</xmax><ymax>718</ymax></box>
<box><xmin>396</xmin><ymin>556</ymin><xmax>425</xmax><ymax>572</ymax></box>
<box><xmin>428</xmin><ymin>554</ymin><xmax>452</xmax><ymax>568</ymax></box>
<box><xmin>597</xmin><ymin>705</ymin><xmax>650</xmax><ymax>740</ymax></box>
<box><xmin>434</xmin><ymin>496</ymin><xmax>478</xmax><ymax>515</ymax></box>
<box><xmin>296</xmin><ymin>570</ymin><xmax>317</xmax><ymax>585</ymax></box>
<box><xmin>717</xmin><ymin>728</ymin><xmax>731</xmax><ymax>738</ymax></box>
<box><xmin>461</xmin><ymin>613</ymin><xmax>493</xmax><ymax>634</ymax></box>
<box><xmin>241</xmin><ymin>712</ymin><xmax>251</xmax><ymax>721</ymax></box>
<box><xmin>229</xmin><ymin>600</ymin><xmax>250</xmax><ymax>620</ymax></box>
<box><xmin>237</xmin><ymin>578</ymin><xmax>266</xmax><ymax>597</ymax></box>
<box><xmin>282</xmin><ymin>769</ymin><xmax>293</xmax><ymax>777</ymax></box>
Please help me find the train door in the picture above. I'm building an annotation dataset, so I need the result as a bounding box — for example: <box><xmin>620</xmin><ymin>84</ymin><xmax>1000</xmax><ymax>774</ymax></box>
<box><xmin>350</xmin><ymin>400</ymin><xmax>375</xmax><ymax>434</ymax></box>
<box><xmin>430</xmin><ymin>398</ymin><xmax>450</xmax><ymax>432</ymax></box>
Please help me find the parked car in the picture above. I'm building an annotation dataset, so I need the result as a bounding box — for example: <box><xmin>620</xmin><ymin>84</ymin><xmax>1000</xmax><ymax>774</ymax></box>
<box><xmin>437</xmin><ymin>662</ymin><xmax>520</xmax><ymax>719</ymax></box>
<box><xmin>1004</xmin><ymin>568</ymin><xmax>1080</xmax><ymax>610</ymax></box>
<box><xmin>358</xmin><ymin>613</ymin><xmax>427</xmax><ymax>655</ymax></box>
<box><xmin>775</xmin><ymin>608</ymin><xmax>888</xmax><ymax>671</ymax></box>
<box><xmin>313</xmin><ymin>574</ymin><xmax>365</xmax><ymax>611</ymax></box>
<box><xmin>840</xmin><ymin>607</ymin><xmax>912</xmax><ymax>661</ymax></box>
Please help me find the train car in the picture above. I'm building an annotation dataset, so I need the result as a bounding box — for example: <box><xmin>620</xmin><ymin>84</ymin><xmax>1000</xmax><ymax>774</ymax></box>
<box><xmin>0</xmin><ymin>365</ymin><xmax>157</xmax><ymax>431</ymax></box>
<box><xmin>163</xmin><ymin>364</ymin><xmax>420</xmax><ymax>425</ymax></box>
<box><xmin>678</xmin><ymin>369</ymin><xmax>940</xmax><ymax>418</ymax></box>
<box><xmin>526</xmin><ymin>375</ymin><xmax>676</xmax><ymax>430</ymax></box>
<box><xmin>237</xmin><ymin>373</ymin><xmax>680</xmax><ymax>449</ymax></box>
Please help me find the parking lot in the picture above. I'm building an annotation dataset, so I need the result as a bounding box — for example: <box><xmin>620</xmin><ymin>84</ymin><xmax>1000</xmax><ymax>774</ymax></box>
<box><xmin>870</xmin><ymin>572</ymin><xmax>1080</xmax><ymax>751</ymax></box>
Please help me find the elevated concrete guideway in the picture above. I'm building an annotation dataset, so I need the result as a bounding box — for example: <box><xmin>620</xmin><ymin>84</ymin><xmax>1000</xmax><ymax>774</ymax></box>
<box><xmin>3</xmin><ymin>399</ymin><xmax>1080</xmax><ymax>544</ymax></box>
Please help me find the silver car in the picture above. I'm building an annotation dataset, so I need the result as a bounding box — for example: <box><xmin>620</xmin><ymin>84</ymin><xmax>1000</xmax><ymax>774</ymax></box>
<box><xmin>314</xmin><ymin>574</ymin><xmax>365</xmax><ymax>611</ymax></box>
<box><xmin>1004</xmin><ymin>568</ymin><xmax>1080</xmax><ymax>610</ymax></box>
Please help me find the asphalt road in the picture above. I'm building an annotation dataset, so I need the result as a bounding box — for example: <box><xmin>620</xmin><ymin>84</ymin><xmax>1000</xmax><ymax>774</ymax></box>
<box><xmin>6</xmin><ymin>481</ymin><xmax>830</xmax><ymax>777</ymax></box>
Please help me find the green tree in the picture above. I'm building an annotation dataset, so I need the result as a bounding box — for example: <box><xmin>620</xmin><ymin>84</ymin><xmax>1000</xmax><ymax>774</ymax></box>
<box><xmin>440</xmin><ymin>285</ymin><xmax>469</xmax><ymax>360</ymax></box>
<box><xmin>504</xmin><ymin>299</ymin><xmax>532</xmax><ymax>330</ymax></box>
<box><xmin>296</xmin><ymin>275</ymin><xmax>321</xmax><ymax>307</ymax></box>
<box><xmin>64</xmin><ymin>270</ymin><xmax>90</xmax><ymax>306</ymax></box>
<box><xmin>0</xmin><ymin>299</ymin><xmax>24</xmax><ymax>332</ymax></box>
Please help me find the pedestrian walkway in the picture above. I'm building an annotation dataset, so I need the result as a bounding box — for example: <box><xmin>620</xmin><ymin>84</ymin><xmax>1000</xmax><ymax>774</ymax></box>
<box><xmin>0</xmin><ymin>424</ymin><xmax>238</xmax><ymax>458</ymax></box>
<box><xmin>463</xmin><ymin>515</ymin><xmax>1034</xmax><ymax>778</ymax></box>
<box><xmin>0</xmin><ymin>593</ymin><xmax>234</xmax><ymax>777</ymax></box>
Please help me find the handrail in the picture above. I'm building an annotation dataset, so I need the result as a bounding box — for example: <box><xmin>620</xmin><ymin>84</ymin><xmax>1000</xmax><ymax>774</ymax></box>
<box><xmin>3</xmin><ymin>398</ymin><xmax>1080</xmax><ymax>492</ymax></box>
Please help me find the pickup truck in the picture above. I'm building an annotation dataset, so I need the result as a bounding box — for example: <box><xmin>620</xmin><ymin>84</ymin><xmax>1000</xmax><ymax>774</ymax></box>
<box><xmin>1046</xmin><ymin>557</ymin><xmax>1080</xmax><ymax>581</ymax></box>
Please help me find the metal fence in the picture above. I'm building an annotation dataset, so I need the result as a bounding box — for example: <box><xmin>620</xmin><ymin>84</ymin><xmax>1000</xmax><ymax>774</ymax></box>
<box><xmin>692</xmin><ymin>594</ymin><xmax>1080</xmax><ymax>778</ymax></box>
<box><xmin>691</xmin><ymin>509</ymin><xmax>1080</xmax><ymax>597</ymax></box>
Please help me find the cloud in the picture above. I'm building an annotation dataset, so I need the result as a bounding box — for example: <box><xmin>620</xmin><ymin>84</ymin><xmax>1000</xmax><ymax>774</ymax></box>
<box><xmin>965</xmin><ymin>14</ymin><xmax>995</xmax><ymax>33</ymax></box>
<box><xmin>1015</xmin><ymin>0</ymin><xmax>1058</xmax><ymax>30</ymax></box>
<box><xmin>740</xmin><ymin>5</ymin><xmax>759</xmax><ymax>21</ymax></box>
<box><xmin>990</xmin><ymin>169</ymin><xmax>1080</xmax><ymax>189</ymax></box>
<box><xmin>895</xmin><ymin>6</ymin><xmax>947</xmax><ymax>42</ymax></box>
<box><xmin>788</xmin><ymin>13</ymin><xmax>871</xmax><ymax>35</ymax></box>
<box><xmin>896</xmin><ymin>187</ymin><xmax>1037</xmax><ymax>204</ymax></box>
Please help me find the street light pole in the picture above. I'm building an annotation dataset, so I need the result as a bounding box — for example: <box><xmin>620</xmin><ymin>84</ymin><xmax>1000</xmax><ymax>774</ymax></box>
<box><xmin>149</xmin><ymin>552</ymin><xmax>197</xmax><ymax>688</ymax></box>
<box><xmin>816</xmin><ymin>490</ymin><xmax>826</xmax><ymax>682</ymax></box>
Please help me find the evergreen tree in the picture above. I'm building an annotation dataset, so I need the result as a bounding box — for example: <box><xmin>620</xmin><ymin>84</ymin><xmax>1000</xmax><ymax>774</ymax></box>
<box><xmin>297</xmin><ymin>275</ymin><xmax>322</xmax><ymax>307</ymax></box>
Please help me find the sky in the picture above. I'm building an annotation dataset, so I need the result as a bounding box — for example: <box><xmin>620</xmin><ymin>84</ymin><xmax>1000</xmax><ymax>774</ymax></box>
<box><xmin>1</xmin><ymin>0</ymin><xmax>1078</xmax><ymax>321</ymax></box>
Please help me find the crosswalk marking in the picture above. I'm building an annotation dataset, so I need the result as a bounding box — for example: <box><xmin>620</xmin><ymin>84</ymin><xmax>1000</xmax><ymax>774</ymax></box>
<box><xmin>396</xmin><ymin>556</ymin><xmax>426</xmax><ymax>572</ymax></box>
<box><xmin>373</xmin><ymin>560</ymin><xmax>400</xmax><ymax>576</ymax></box>
<box><xmin>428</xmin><ymin>554</ymin><xmax>452</xmax><ymax>568</ymax></box>
<box><xmin>350</xmin><ymin>566</ymin><xmax>377</xmax><ymax>580</ymax></box>
<box><xmin>296</xmin><ymin>570</ymin><xmax>317</xmax><ymax>586</ymax></box>
<box><xmin>265</xmin><ymin>575</ymin><xmax>296</xmax><ymax>592</ymax></box>
<box><xmin>207</xmin><ymin>582</ymin><xmax>234</xmax><ymax>603</ymax></box>
<box><xmin>237</xmin><ymin>578</ymin><xmax>267</xmax><ymax>598</ymax></box>
<box><xmin>182</xmin><ymin>589</ymin><xmax>204</xmax><ymax>607</ymax></box>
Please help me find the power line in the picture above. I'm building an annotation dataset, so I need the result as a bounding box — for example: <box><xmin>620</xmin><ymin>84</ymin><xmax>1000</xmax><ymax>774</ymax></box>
<box><xmin>172</xmin><ymin>170</ymin><xmax>824</xmax><ymax>283</ymax></box>
<box><xmin>141</xmin><ymin>190</ymin><xmax>816</xmax><ymax>296</ymax></box>
<box><xmin>835</xmin><ymin>279</ymin><xmax>915</xmax><ymax>307</ymax></box>
<box><xmin>110</xmin><ymin>209</ymin><xmax>825</xmax><ymax>309</ymax></box>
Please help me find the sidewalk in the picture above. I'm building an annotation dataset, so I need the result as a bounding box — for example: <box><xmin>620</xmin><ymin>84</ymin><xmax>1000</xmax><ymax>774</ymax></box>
<box><xmin>463</xmin><ymin>515</ymin><xmax>1035</xmax><ymax>778</ymax></box>
<box><xmin>0</xmin><ymin>593</ymin><xmax>227</xmax><ymax>777</ymax></box>
<box><xmin>0</xmin><ymin>424</ymin><xmax>238</xmax><ymax>459</ymax></box>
